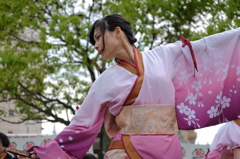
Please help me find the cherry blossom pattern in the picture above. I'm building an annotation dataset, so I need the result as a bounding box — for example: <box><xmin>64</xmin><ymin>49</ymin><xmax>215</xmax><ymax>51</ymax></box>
<box><xmin>218</xmin><ymin>64</ymin><xmax>230</xmax><ymax>81</ymax></box>
<box><xmin>59</xmin><ymin>136</ymin><xmax>74</xmax><ymax>148</ymax></box>
<box><xmin>207</xmin><ymin>91</ymin><xmax>231</xmax><ymax>122</ymax></box>
<box><xmin>230</xmin><ymin>85</ymin><xmax>238</xmax><ymax>94</ymax></box>
<box><xmin>177</xmin><ymin>70</ymin><xmax>191</xmax><ymax>85</ymax></box>
<box><xmin>69</xmin><ymin>136</ymin><xmax>73</xmax><ymax>141</ymax></box>
<box><xmin>177</xmin><ymin>103</ymin><xmax>200</xmax><ymax>128</ymax></box>
<box><xmin>177</xmin><ymin>103</ymin><xmax>188</xmax><ymax>114</ymax></box>
<box><xmin>221</xmin><ymin>96</ymin><xmax>231</xmax><ymax>109</ymax></box>
<box><xmin>201</xmin><ymin>47</ymin><xmax>224</xmax><ymax>73</ymax></box>
<box><xmin>191</xmin><ymin>80</ymin><xmax>204</xmax><ymax>107</ymax></box>
<box><xmin>185</xmin><ymin>93</ymin><xmax>197</xmax><ymax>105</ymax></box>
<box><xmin>207</xmin><ymin>106</ymin><xmax>219</xmax><ymax>118</ymax></box>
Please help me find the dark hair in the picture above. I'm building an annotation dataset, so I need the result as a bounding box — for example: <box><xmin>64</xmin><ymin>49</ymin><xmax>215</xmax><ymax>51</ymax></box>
<box><xmin>89</xmin><ymin>14</ymin><xmax>137</xmax><ymax>50</ymax></box>
<box><xmin>0</xmin><ymin>132</ymin><xmax>10</xmax><ymax>147</ymax></box>
<box><xmin>83</xmin><ymin>153</ymin><xmax>98</xmax><ymax>159</ymax></box>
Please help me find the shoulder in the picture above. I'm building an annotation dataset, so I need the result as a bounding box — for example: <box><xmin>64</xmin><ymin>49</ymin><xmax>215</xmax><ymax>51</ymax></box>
<box><xmin>92</xmin><ymin>64</ymin><xmax>137</xmax><ymax>87</ymax></box>
<box><xmin>89</xmin><ymin>64</ymin><xmax>137</xmax><ymax>102</ymax></box>
<box><xmin>143</xmin><ymin>42</ymin><xmax>181</xmax><ymax>55</ymax></box>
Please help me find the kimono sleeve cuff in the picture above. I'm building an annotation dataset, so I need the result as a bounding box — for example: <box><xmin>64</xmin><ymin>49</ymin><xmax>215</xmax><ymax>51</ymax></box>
<box><xmin>27</xmin><ymin>140</ymin><xmax>75</xmax><ymax>159</ymax></box>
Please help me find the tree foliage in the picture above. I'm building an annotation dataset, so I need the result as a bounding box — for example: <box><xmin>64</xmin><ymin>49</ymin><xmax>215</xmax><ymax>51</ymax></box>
<box><xmin>104</xmin><ymin>0</ymin><xmax>240</xmax><ymax>50</ymax></box>
<box><xmin>0</xmin><ymin>0</ymin><xmax>239</xmax><ymax>126</ymax></box>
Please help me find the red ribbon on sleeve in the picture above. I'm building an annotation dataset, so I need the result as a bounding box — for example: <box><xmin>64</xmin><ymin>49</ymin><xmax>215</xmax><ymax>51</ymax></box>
<box><xmin>180</xmin><ymin>35</ymin><xmax>198</xmax><ymax>76</ymax></box>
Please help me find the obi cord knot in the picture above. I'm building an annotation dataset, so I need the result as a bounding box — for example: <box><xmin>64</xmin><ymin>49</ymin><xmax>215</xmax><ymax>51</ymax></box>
<box><xmin>180</xmin><ymin>35</ymin><xmax>198</xmax><ymax>76</ymax></box>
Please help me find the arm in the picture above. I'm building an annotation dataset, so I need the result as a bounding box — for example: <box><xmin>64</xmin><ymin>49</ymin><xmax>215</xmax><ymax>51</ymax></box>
<box><xmin>172</xmin><ymin>28</ymin><xmax>240</xmax><ymax>130</ymax></box>
<box><xmin>27</xmin><ymin>90</ymin><xmax>106</xmax><ymax>159</ymax></box>
<box><xmin>27</xmin><ymin>65</ymin><xmax>137</xmax><ymax>159</ymax></box>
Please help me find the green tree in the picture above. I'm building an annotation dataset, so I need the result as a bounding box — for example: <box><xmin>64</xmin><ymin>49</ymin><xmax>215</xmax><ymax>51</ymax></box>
<box><xmin>0</xmin><ymin>0</ymin><xmax>239</xmax><ymax>154</ymax></box>
<box><xmin>0</xmin><ymin>0</ymin><xmax>106</xmax><ymax>125</ymax></box>
<box><xmin>104</xmin><ymin>0</ymin><xmax>240</xmax><ymax>50</ymax></box>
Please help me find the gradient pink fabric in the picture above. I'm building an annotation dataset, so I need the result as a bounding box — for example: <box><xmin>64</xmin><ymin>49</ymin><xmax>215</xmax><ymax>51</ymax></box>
<box><xmin>130</xmin><ymin>134</ymin><xmax>182</xmax><ymax>159</ymax></box>
<box><xmin>174</xmin><ymin>28</ymin><xmax>240</xmax><ymax>129</ymax></box>
<box><xmin>109</xmin><ymin>133</ymin><xmax>182</xmax><ymax>159</ymax></box>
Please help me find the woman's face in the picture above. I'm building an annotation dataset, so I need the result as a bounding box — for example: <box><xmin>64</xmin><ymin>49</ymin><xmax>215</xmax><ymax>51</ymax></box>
<box><xmin>93</xmin><ymin>27</ymin><xmax>119</xmax><ymax>60</ymax></box>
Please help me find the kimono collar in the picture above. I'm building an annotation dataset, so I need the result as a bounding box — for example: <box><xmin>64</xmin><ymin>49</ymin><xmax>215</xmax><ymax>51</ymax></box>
<box><xmin>117</xmin><ymin>48</ymin><xmax>144</xmax><ymax>106</ymax></box>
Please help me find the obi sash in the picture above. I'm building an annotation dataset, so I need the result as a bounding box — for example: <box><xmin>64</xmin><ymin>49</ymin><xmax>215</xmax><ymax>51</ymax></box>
<box><xmin>116</xmin><ymin>104</ymin><xmax>176</xmax><ymax>135</ymax></box>
<box><xmin>108</xmin><ymin>104</ymin><xmax>176</xmax><ymax>159</ymax></box>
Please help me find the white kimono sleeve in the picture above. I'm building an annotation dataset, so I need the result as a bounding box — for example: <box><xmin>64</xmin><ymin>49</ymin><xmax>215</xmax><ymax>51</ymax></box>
<box><xmin>173</xmin><ymin>28</ymin><xmax>240</xmax><ymax>130</ymax></box>
<box><xmin>27</xmin><ymin>65</ymin><xmax>137</xmax><ymax>159</ymax></box>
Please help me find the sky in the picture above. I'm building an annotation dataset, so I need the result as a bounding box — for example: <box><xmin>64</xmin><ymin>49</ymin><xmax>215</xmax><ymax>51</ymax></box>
<box><xmin>194</xmin><ymin>123</ymin><xmax>224</xmax><ymax>145</ymax></box>
<box><xmin>42</xmin><ymin>121</ymin><xmax>225</xmax><ymax>145</ymax></box>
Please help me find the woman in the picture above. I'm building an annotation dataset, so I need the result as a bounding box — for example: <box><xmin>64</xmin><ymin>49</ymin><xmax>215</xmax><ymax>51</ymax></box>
<box><xmin>28</xmin><ymin>14</ymin><xmax>240</xmax><ymax>159</ymax></box>
<box><xmin>0</xmin><ymin>132</ymin><xmax>18</xmax><ymax>159</ymax></box>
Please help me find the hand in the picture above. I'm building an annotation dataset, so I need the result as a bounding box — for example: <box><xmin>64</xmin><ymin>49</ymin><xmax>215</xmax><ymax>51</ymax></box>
<box><xmin>29</xmin><ymin>151</ymin><xmax>39</xmax><ymax>159</ymax></box>
<box><xmin>233</xmin><ymin>148</ymin><xmax>240</xmax><ymax>159</ymax></box>
<box><xmin>221</xmin><ymin>149</ymin><xmax>233</xmax><ymax>159</ymax></box>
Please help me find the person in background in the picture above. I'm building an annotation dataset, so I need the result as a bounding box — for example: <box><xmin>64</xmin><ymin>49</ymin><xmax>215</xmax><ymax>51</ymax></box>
<box><xmin>0</xmin><ymin>132</ymin><xmax>18</xmax><ymax>159</ymax></box>
<box><xmin>205</xmin><ymin>119</ymin><xmax>240</xmax><ymax>159</ymax></box>
<box><xmin>83</xmin><ymin>153</ymin><xmax>97</xmax><ymax>159</ymax></box>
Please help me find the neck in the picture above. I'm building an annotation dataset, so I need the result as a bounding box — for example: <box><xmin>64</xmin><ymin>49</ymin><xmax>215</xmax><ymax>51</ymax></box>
<box><xmin>116</xmin><ymin>32</ymin><xmax>136</xmax><ymax>65</ymax></box>
<box><xmin>118</xmin><ymin>45</ymin><xmax>135</xmax><ymax>65</ymax></box>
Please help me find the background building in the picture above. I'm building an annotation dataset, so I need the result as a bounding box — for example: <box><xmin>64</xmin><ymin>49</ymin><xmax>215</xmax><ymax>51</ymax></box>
<box><xmin>0</xmin><ymin>102</ymin><xmax>42</xmax><ymax>135</ymax></box>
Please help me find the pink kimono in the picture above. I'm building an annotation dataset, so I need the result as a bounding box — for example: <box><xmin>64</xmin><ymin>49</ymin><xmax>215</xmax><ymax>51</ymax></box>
<box><xmin>28</xmin><ymin>28</ymin><xmax>240</xmax><ymax>159</ymax></box>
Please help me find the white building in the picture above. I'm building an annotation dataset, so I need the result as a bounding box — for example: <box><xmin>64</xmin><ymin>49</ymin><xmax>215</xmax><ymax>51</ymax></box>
<box><xmin>0</xmin><ymin>101</ymin><xmax>42</xmax><ymax>135</ymax></box>
<box><xmin>0</xmin><ymin>26</ymin><xmax>42</xmax><ymax>135</ymax></box>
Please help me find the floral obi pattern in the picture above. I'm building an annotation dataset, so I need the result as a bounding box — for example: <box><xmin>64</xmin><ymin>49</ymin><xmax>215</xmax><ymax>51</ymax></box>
<box><xmin>115</xmin><ymin>105</ymin><xmax>176</xmax><ymax>135</ymax></box>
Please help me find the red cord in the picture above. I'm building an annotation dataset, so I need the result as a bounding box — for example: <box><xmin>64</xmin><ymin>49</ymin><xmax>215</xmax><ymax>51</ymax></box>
<box><xmin>180</xmin><ymin>35</ymin><xmax>198</xmax><ymax>76</ymax></box>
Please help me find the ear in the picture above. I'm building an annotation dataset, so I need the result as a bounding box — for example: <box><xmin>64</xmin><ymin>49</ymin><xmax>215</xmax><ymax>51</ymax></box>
<box><xmin>115</xmin><ymin>27</ymin><xmax>122</xmax><ymax>38</ymax></box>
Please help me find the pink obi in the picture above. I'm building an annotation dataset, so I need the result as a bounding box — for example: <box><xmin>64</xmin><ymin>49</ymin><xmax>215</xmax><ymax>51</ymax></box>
<box><xmin>115</xmin><ymin>104</ymin><xmax>176</xmax><ymax>135</ymax></box>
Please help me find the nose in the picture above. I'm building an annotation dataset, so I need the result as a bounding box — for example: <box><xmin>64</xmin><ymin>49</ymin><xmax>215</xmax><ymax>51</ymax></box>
<box><xmin>94</xmin><ymin>42</ymin><xmax>98</xmax><ymax>50</ymax></box>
